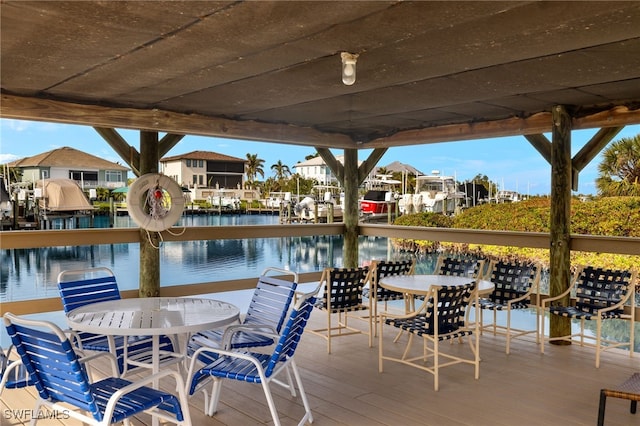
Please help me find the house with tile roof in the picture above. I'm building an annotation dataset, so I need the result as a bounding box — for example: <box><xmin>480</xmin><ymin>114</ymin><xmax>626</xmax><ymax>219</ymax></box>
<box><xmin>160</xmin><ymin>150</ymin><xmax>253</xmax><ymax>201</ymax></box>
<box><xmin>7</xmin><ymin>146</ymin><xmax>128</xmax><ymax>190</ymax></box>
<box><xmin>160</xmin><ymin>150</ymin><xmax>246</xmax><ymax>189</ymax></box>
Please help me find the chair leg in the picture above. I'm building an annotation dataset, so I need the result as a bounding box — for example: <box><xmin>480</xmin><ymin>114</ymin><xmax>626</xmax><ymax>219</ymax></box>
<box><xmin>534</xmin><ymin>308</ymin><xmax>540</xmax><ymax>344</ymax></box>
<box><xmin>597</xmin><ymin>390</ymin><xmax>607</xmax><ymax>426</ymax></box>
<box><xmin>492</xmin><ymin>309</ymin><xmax>497</xmax><ymax>335</ymax></box>
<box><xmin>373</xmin><ymin>297</ymin><xmax>379</xmax><ymax>337</ymax></box>
<box><xmin>327</xmin><ymin>310</ymin><xmax>332</xmax><ymax>354</ymax></box>
<box><xmin>284</xmin><ymin>365</ymin><xmax>297</xmax><ymax>397</ymax></box>
<box><xmin>290</xmin><ymin>359</ymin><xmax>314</xmax><ymax>425</ymax></box>
<box><xmin>31</xmin><ymin>398</ymin><xmax>46</xmax><ymax>426</ymax></box>
<box><xmin>207</xmin><ymin>378</ymin><xmax>223</xmax><ymax>416</ymax></box>
<box><xmin>378</xmin><ymin>318</ymin><xmax>385</xmax><ymax>373</ymax></box>
<box><xmin>506</xmin><ymin>309</ymin><xmax>512</xmax><ymax>355</ymax></box>
<box><xmin>368</xmin><ymin>309</ymin><xmax>373</xmax><ymax>348</ymax></box>
<box><xmin>262</xmin><ymin>379</ymin><xmax>283</xmax><ymax>426</ymax></box>
<box><xmin>433</xmin><ymin>338</ymin><xmax>439</xmax><ymax>391</ymax></box>
<box><xmin>269</xmin><ymin>365</ymin><xmax>298</xmax><ymax>398</ymax></box>
<box><xmin>540</xmin><ymin>310</ymin><xmax>546</xmax><ymax>354</ymax></box>
<box><xmin>595</xmin><ymin>318</ymin><xmax>602</xmax><ymax>368</ymax></box>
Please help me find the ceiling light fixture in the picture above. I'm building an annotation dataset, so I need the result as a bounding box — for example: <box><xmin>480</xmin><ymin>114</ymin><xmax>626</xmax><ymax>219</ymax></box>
<box><xmin>341</xmin><ymin>52</ymin><xmax>358</xmax><ymax>86</ymax></box>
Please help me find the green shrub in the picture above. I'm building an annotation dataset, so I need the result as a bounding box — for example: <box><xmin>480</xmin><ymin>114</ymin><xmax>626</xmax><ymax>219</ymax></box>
<box><xmin>394</xmin><ymin>212</ymin><xmax>454</xmax><ymax>228</ymax></box>
<box><xmin>393</xmin><ymin>197</ymin><xmax>640</xmax><ymax>270</ymax></box>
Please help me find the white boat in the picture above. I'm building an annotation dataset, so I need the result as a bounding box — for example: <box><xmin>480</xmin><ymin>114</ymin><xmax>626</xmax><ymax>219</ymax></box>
<box><xmin>494</xmin><ymin>190</ymin><xmax>521</xmax><ymax>203</ymax></box>
<box><xmin>207</xmin><ymin>189</ymin><xmax>241</xmax><ymax>210</ymax></box>
<box><xmin>37</xmin><ymin>178</ymin><xmax>95</xmax><ymax>213</ymax></box>
<box><xmin>262</xmin><ymin>191</ymin><xmax>291</xmax><ymax>209</ymax></box>
<box><xmin>1</xmin><ymin>177</ymin><xmax>13</xmax><ymax>228</ymax></box>
<box><xmin>398</xmin><ymin>171</ymin><xmax>465</xmax><ymax>215</ymax></box>
<box><xmin>294</xmin><ymin>186</ymin><xmax>343</xmax><ymax>223</ymax></box>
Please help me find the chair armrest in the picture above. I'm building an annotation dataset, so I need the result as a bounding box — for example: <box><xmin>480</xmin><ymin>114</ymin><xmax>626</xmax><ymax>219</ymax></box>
<box><xmin>507</xmin><ymin>280</ymin><xmax>541</xmax><ymax>306</ymax></box>
<box><xmin>541</xmin><ymin>285</ymin><xmax>574</xmax><ymax>307</ymax></box>
<box><xmin>78</xmin><ymin>351</ymin><xmax>119</xmax><ymax>378</ymax></box>
<box><xmin>185</xmin><ymin>346</ymin><xmax>266</xmax><ymax>395</ymax></box>
<box><xmin>103</xmin><ymin>369</ymin><xmax>187</xmax><ymax>423</ymax></box>
<box><xmin>64</xmin><ymin>328</ymin><xmax>84</xmax><ymax>350</ymax></box>
<box><xmin>595</xmin><ymin>291</ymin><xmax>635</xmax><ymax>315</ymax></box>
<box><xmin>220</xmin><ymin>324</ymin><xmax>279</xmax><ymax>349</ymax></box>
<box><xmin>380</xmin><ymin>297</ymin><xmax>430</xmax><ymax>321</ymax></box>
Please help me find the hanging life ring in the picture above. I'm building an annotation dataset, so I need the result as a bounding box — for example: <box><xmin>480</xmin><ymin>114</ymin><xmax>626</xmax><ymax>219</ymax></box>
<box><xmin>126</xmin><ymin>173</ymin><xmax>185</xmax><ymax>232</ymax></box>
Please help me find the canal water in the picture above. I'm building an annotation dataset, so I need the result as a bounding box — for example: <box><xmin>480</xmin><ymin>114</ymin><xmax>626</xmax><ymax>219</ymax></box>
<box><xmin>0</xmin><ymin>213</ymin><xmax>431</xmax><ymax>346</ymax></box>
<box><xmin>1</xmin><ymin>213</ymin><xmax>434</xmax><ymax>303</ymax></box>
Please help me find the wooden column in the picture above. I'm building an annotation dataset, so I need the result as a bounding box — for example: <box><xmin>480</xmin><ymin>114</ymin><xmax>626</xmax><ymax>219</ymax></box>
<box><xmin>139</xmin><ymin>131</ymin><xmax>161</xmax><ymax>297</ymax></box>
<box><xmin>343</xmin><ymin>148</ymin><xmax>359</xmax><ymax>268</ymax></box>
<box><xmin>549</xmin><ymin>106</ymin><xmax>572</xmax><ymax>342</ymax></box>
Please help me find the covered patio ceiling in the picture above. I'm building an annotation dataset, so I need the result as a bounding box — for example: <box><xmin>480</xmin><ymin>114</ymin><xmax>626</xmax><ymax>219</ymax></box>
<box><xmin>2</xmin><ymin>1</ymin><xmax>640</xmax><ymax>150</ymax></box>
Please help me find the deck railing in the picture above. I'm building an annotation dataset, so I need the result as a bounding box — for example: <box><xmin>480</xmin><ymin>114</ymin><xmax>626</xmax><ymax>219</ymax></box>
<box><xmin>1</xmin><ymin>223</ymin><xmax>638</xmax><ymax>317</ymax></box>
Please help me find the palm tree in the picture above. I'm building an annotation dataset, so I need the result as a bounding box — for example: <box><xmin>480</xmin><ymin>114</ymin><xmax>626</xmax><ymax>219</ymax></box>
<box><xmin>376</xmin><ymin>166</ymin><xmax>389</xmax><ymax>177</ymax></box>
<box><xmin>271</xmin><ymin>160</ymin><xmax>291</xmax><ymax>181</ymax></box>
<box><xmin>245</xmin><ymin>153</ymin><xmax>265</xmax><ymax>189</ymax></box>
<box><xmin>596</xmin><ymin>134</ymin><xmax>640</xmax><ymax>197</ymax></box>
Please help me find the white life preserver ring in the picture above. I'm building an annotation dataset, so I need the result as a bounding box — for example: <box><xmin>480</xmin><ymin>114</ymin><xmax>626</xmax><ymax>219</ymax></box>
<box><xmin>126</xmin><ymin>173</ymin><xmax>185</xmax><ymax>232</ymax></box>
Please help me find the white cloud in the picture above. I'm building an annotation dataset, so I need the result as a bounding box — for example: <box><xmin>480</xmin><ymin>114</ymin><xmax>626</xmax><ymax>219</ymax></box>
<box><xmin>2</xmin><ymin>119</ymin><xmax>31</xmax><ymax>132</ymax></box>
<box><xmin>0</xmin><ymin>153</ymin><xmax>20</xmax><ymax>164</ymax></box>
<box><xmin>1</xmin><ymin>119</ymin><xmax>64</xmax><ymax>133</ymax></box>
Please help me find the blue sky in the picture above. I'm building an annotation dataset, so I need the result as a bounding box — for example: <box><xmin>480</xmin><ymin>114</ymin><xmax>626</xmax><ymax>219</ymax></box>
<box><xmin>1</xmin><ymin>118</ymin><xmax>638</xmax><ymax>195</ymax></box>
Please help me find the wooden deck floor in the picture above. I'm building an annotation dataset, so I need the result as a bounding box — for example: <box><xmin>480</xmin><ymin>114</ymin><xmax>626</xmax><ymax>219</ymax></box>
<box><xmin>1</xmin><ymin>309</ymin><xmax>638</xmax><ymax>426</ymax></box>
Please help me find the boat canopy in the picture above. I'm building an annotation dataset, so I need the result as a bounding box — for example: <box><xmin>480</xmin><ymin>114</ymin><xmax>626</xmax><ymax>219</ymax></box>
<box><xmin>37</xmin><ymin>179</ymin><xmax>94</xmax><ymax>211</ymax></box>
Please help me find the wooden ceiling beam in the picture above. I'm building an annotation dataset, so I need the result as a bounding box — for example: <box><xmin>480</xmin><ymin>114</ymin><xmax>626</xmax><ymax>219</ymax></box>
<box><xmin>0</xmin><ymin>94</ymin><xmax>355</xmax><ymax>149</ymax></box>
<box><xmin>94</xmin><ymin>127</ymin><xmax>141</xmax><ymax>176</ymax></box>
<box><xmin>2</xmin><ymin>94</ymin><xmax>639</xmax><ymax>150</ymax></box>
<box><xmin>365</xmin><ymin>107</ymin><xmax>640</xmax><ymax>148</ymax></box>
<box><xmin>571</xmin><ymin>126</ymin><xmax>624</xmax><ymax>191</ymax></box>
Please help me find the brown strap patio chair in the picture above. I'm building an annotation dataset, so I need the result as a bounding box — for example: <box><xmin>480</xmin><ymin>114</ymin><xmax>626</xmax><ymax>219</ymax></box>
<box><xmin>598</xmin><ymin>373</ymin><xmax>640</xmax><ymax>426</ymax></box>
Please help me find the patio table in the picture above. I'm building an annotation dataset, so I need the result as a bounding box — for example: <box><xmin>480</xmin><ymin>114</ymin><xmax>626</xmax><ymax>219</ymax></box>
<box><xmin>379</xmin><ymin>274</ymin><xmax>494</xmax><ymax>297</ymax></box>
<box><xmin>378</xmin><ymin>274</ymin><xmax>494</xmax><ymax>326</ymax></box>
<box><xmin>67</xmin><ymin>296</ymin><xmax>239</xmax><ymax>426</ymax></box>
<box><xmin>66</xmin><ymin>296</ymin><xmax>240</xmax><ymax>372</ymax></box>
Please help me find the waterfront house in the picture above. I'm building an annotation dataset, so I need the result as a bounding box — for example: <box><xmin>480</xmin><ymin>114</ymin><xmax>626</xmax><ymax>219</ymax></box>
<box><xmin>160</xmin><ymin>150</ymin><xmax>253</xmax><ymax>201</ymax></box>
<box><xmin>294</xmin><ymin>155</ymin><xmax>344</xmax><ymax>187</ymax></box>
<box><xmin>7</xmin><ymin>146</ymin><xmax>128</xmax><ymax>191</ymax></box>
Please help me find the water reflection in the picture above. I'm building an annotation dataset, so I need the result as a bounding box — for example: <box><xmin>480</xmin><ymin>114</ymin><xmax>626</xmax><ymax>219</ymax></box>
<box><xmin>2</xmin><ymin>215</ymin><xmax>405</xmax><ymax>301</ymax></box>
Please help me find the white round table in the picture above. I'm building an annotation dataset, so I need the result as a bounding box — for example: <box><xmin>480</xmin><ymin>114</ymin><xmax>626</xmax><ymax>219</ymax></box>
<box><xmin>67</xmin><ymin>297</ymin><xmax>240</xmax><ymax>376</ymax></box>
<box><xmin>379</xmin><ymin>275</ymin><xmax>494</xmax><ymax>296</ymax></box>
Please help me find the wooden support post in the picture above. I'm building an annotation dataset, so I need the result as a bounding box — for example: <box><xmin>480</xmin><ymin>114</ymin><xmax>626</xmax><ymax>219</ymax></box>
<box><xmin>549</xmin><ymin>106</ymin><xmax>572</xmax><ymax>343</ymax></box>
<box><xmin>343</xmin><ymin>149</ymin><xmax>359</xmax><ymax>268</ymax></box>
<box><xmin>138</xmin><ymin>131</ymin><xmax>161</xmax><ymax>298</ymax></box>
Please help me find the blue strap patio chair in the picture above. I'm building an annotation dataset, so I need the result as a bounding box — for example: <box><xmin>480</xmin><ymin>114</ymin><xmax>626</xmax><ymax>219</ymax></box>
<box><xmin>379</xmin><ymin>282</ymin><xmax>480</xmax><ymax>391</ymax></box>
<box><xmin>3</xmin><ymin>312</ymin><xmax>191</xmax><ymax>426</ymax></box>
<box><xmin>0</xmin><ymin>344</ymin><xmax>35</xmax><ymax>395</ymax></box>
<box><xmin>186</xmin><ymin>267</ymin><xmax>298</xmax><ymax>365</ymax></box>
<box><xmin>57</xmin><ymin>267</ymin><xmax>178</xmax><ymax>376</ymax></box>
<box><xmin>476</xmin><ymin>260</ymin><xmax>541</xmax><ymax>354</ymax></box>
<box><xmin>186</xmin><ymin>289</ymin><xmax>317</xmax><ymax>426</ymax></box>
<box><xmin>541</xmin><ymin>266</ymin><xmax>637</xmax><ymax>368</ymax></box>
